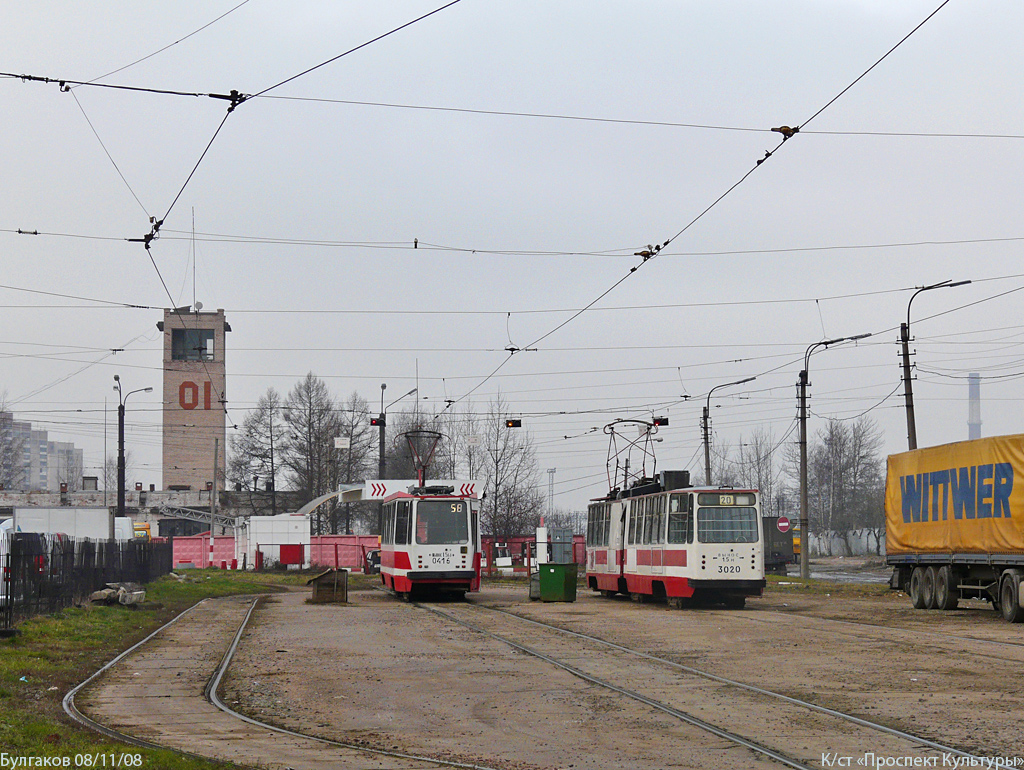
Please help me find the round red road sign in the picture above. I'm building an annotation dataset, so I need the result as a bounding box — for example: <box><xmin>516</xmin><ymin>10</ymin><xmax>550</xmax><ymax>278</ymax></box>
<box><xmin>776</xmin><ymin>517</ymin><xmax>791</xmax><ymax>533</ymax></box>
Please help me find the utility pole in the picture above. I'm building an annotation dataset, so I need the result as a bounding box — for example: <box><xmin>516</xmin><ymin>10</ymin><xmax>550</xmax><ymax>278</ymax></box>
<box><xmin>547</xmin><ymin>468</ymin><xmax>556</xmax><ymax>516</ymax></box>
<box><xmin>211</xmin><ymin>437</ymin><xmax>218</xmax><ymax>569</ymax></box>
<box><xmin>901</xmin><ymin>280</ymin><xmax>971</xmax><ymax>450</ymax></box>
<box><xmin>269</xmin><ymin>411</ymin><xmax>277</xmax><ymax>516</ymax></box>
<box><xmin>703</xmin><ymin>376</ymin><xmax>756</xmax><ymax>485</ymax></box>
<box><xmin>798</xmin><ymin>334</ymin><xmax>870</xmax><ymax>579</ymax></box>
<box><xmin>900</xmin><ymin>322</ymin><xmax>917</xmax><ymax>450</ymax></box>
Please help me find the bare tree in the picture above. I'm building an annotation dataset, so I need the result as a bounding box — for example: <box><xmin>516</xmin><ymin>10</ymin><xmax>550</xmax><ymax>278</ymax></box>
<box><xmin>784</xmin><ymin>416</ymin><xmax>884</xmax><ymax>556</ymax></box>
<box><xmin>331</xmin><ymin>391</ymin><xmax>376</xmax><ymax>534</ymax></box>
<box><xmin>282</xmin><ymin>373</ymin><xmax>343</xmax><ymax>534</ymax></box>
<box><xmin>55</xmin><ymin>448</ymin><xmax>84</xmax><ymax>492</ymax></box>
<box><xmin>736</xmin><ymin>427</ymin><xmax>778</xmax><ymax>505</ymax></box>
<box><xmin>480</xmin><ymin>396</ymin><xmax>544</xmax><ymax>542</ymax></box>
<box><xmin>104</xmin><ymin>450</ymin><xmax>135</xmax><ymax>493</ymax></box>
<box><xmin>701</xmin><ymin>439</ymin><xmax>739</xmax><ymax>487</ymax></box>
<box><xmin>432</xmin><ymin>402</ymin><xmax>487</xmax><ymax>481</ymax></box>
<box><xmin>228</xmin><ymin>388</ymin><xmax>285</xmax><ymax>514</ymax></box>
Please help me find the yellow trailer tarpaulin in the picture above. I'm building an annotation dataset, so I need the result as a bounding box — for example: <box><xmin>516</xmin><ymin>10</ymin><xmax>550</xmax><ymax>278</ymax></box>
<box><xmin>885</xmin><ymin>434</ymin><xmax>1024</xmax><ymax>555</ymax></box>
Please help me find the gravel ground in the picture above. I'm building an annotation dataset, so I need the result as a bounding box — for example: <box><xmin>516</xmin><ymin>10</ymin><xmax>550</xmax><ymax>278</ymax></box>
<box><xmin>219</xmin><ymin>571</ymin><xmax>1024</xmax><ymax>770</ymax></box>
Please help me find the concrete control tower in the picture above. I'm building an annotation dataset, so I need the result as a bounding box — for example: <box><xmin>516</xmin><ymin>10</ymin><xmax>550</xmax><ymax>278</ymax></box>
<box><xmin>157</xmin><ymin>307</ymin><xmax>230</xmax><ymax>490</ymax></box>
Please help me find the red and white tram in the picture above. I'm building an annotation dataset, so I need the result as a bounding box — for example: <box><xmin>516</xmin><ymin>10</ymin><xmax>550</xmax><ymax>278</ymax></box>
<box><xmin>380</xmin><ymin>484</ymin><xmax>482</xmax><ymax>599</ymax></box>
<box><xmin>586</xmin><ymin>471</ymin><xmax>766</xmax><ymax>608</ymax></box>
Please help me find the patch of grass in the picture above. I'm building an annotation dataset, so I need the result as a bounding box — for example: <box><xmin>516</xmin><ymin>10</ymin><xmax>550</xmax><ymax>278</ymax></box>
<box><xmin>765</xmin><ymin>573</ymin><xmax>891</xmax><ymax>598</ymax></box>
<box><xmin>0</xmin><ymin>569</ymin><xmax>304</xmax><ymax>768</ymax></box>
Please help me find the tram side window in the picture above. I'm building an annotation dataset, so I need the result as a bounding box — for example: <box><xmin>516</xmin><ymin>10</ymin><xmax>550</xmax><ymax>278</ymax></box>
<box><xmin>643</xmin><ymin>495</ymin><xmax>651</xmax><ymax>544</ymax></box>
<box><xmin>383</xmin><ymin>503</ymin><xmax>395</xmax><ymax>545</ymax></box>
<box><xmin>601</xmin><ymin>504</ymin><xmax>611</xmax><ymax>547</ymax></box>
<box><xmin>587</xmin><ymin>505</ymin><xmax>597</xmax><ymax>547</ymax></box>
<box><xmin>395</xmin><ymin>501</ymin><xmax>410</xmax><ymax>545</ymax></box>
<box><xmin>627</xmin><ymin>502</ymin><xmax>637</xmax><ymax>545</ymax></box>
<box><xmin>667</xmin><ymin>493</ymin><xmax>693</xmax><ymax>544</ymax></box>
<box><xmin>697</xmin><ymin>507</ymin><xmax>759</xmax><ymax>544</ymax></box>
<box><xmin>652</xmin><ymin>495</ymin><xmax>665</xmax><ymax>544</ymax></box>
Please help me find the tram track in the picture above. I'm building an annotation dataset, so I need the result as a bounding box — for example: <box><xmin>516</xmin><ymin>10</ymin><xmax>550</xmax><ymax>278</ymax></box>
<box><xmin>66</xmin><ymin>593</ymin><xmax>500</xmax><ymax>770</ymax></box>
<box><xmin>717</xmin><ymin>606</ymin><xmax>1024</xmax><ymax>662</ymax></box>
<box><xmin>417</xmin><ymin>598</ymin><xmax>983</xmax><ymax>770</ymax></box>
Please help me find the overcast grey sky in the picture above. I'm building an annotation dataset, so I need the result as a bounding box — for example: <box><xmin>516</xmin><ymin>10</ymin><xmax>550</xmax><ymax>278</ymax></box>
<box><xmin>3</xmin><ymin>1</ymin><xmax>1023</xmax><ymax>512</ymax></box>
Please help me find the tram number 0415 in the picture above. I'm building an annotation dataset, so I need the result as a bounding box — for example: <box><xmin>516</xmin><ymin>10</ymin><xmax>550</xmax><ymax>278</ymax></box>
<box><xmin>717</xmin><ymin>565</ymin><xmax>742</xmax><ymax>574</ymax></box>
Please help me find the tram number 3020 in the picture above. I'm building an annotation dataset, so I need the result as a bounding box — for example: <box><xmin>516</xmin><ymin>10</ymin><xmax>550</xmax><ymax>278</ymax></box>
<box><xmin>717</xmin><ymin>565</ymin><xmax>742</xmax><ymax>574</ymax></box>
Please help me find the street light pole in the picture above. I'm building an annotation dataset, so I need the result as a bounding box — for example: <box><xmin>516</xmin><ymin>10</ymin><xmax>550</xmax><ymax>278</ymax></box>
<box><xmin>374</xmin><ymin>384</ymin><xmax>418</xmax><ymax>534</ymax></box>
<box><xmin>900</xmin><ymin>280</ymin><xmax>971</xmax><ymax>450</ymax></box>
<box><xmin>113</xmin><ymin>376</ymin><xmax>152</xmax><ymax>540</ymax></box>
<box><xmin>702</xmin><ymin>376</ymin><xmax>756</xmax><ymax>485</ymax></box>
<box><xmin>798</xmin><ymin>333</ymin><xmax>870</xmax><ymax>579</ymax></box>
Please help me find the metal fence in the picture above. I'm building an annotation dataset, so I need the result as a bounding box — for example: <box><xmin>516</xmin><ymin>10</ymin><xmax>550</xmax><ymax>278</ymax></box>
<box><xmin>1</xmin><ymin>534</ymin><xmax>172</xmax><ymax>631</ymax></box>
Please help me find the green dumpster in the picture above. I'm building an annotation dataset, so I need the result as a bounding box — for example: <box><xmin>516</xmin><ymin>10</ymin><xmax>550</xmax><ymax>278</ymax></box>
<box><xmin>538</xmin><ymin>563</ymin><xmax>577</xmax><ymax>602</ymax></box>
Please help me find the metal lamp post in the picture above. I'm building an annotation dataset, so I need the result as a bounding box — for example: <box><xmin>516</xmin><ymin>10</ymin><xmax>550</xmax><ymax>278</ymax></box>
<box><xmin>374</xmin><ymin>384</ymin><xmax>418</xmax><ymax>533</ymax></box>
<box><xmin>900</xmin><ymin>280</ymin><xmax>971</xmax><ymax>450</ymax></box>
<box><xmin>113</xmin><ymin>376</ymin><xmax>152</xmax><ymax>538</ymax></box>
<box><xmin>702</xmin><ymin>376</ymin><xmax>756</xmax><ymax>485</ymax></box>
<box><xmin>798</xmin><ymin>333</ymin><xmax>871</xmax><ymax>579</ymax></box>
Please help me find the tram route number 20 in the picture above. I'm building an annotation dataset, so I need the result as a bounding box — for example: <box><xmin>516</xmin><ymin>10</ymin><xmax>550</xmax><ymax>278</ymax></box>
<box><xmin>179</xmin><ymin>380</ymin><xmax>214</xmax><ymax>410</ymax></box>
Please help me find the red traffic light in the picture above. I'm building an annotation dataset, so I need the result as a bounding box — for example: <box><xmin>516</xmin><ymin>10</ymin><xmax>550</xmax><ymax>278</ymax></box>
<box><xmin>653</xmin><ymin>416</ymin><xmax>669</xmax><ymax>426</ymax></box>
<box><xmin>505</xmin><ymin>419</ymin><xmax>522</xmax><ymax>428</ymax></box>
<box><xmin>370</xmin><ymin>417</ymin><xmax>384</xmax><ymax>427</ymax></box>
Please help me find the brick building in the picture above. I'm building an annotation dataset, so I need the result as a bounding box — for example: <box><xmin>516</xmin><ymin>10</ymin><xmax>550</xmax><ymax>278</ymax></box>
<box><xmin>157</xmin><ymin>307</ymin><xmax>230</xmax><ymax>491</ymax></box>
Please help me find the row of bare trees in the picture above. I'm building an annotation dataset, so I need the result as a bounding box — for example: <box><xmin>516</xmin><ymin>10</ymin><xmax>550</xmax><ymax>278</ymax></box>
<box><xmin>228</xmin><ymin>375</ymin><xmax>545</xmax><ymax>538</ymax></box>
<box><xmin>705</xmin><ymin>416</ymin><xmax>886</xmax><ymax>556</ymax></box>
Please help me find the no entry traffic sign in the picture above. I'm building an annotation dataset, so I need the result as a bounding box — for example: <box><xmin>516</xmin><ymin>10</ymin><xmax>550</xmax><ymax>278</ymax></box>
<box><xmin>776</xmin><ymin>517</ymin><xmax>791</xmax><ymax>533</ymax></box>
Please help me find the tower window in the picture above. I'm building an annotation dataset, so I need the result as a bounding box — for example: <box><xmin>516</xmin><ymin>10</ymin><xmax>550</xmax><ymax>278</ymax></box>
<box><xmin>172</xmin><ymin>329</ymin><xmax>215</xmax><ymax>361</ymax></box>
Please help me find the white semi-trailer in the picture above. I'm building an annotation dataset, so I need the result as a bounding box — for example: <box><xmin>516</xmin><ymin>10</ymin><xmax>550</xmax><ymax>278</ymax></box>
<box><xmin>1</xmin><ymin>508</ymin><xmax>133</xmax><ymax>541</ymax></box>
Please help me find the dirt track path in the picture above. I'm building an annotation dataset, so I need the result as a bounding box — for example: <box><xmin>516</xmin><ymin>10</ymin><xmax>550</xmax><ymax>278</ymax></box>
<box><xmin>76</xmin><ymin>594</ymin><xmax>451</xmax><ymax>770</ymax></box>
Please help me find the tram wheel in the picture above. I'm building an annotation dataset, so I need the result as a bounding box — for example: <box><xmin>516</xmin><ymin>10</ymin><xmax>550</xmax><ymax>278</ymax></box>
<box><xmin>600</xmin><ymin>590</ymin><xmax>616</xmax><ymax>598</ymax></box>
<box><xmin>669</xmin><ymin>597</ymin><xmax>692</xmax><ymax>609</ymax></box>
<box><xmin>629</xmin><ymin>592</ymin><xmax>649</xmax><ymax>604</ymax></box>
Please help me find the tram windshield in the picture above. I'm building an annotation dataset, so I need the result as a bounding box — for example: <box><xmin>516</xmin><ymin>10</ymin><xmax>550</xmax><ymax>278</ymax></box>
<box><xmin>415</xmin><ymin>500</ymin><xmax>470</xmax><ymax>545</ymax></box>
<box><xmin>696</xmin><ymin>507</ymin><xmax>758</xmax><ymax>544</ymax></box>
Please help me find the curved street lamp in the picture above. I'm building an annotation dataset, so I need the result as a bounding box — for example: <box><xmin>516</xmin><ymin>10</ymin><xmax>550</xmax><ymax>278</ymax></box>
<box><xmin>900</xmin><ymin>280</ymin><xmax>971</xmax><ymax>449</ymax></box>
<box><xmin>797</xmin><ymin>333</ymin><xmax>870</xmax><ymax>579</ymax></box>
<box><xmin>374</xmin><ymin>384</ymin><xmax>418</xmax><ymax>533</ymax></box>
<box><xmin>113</xmin><ymin>375</ymin><xmax>152</xmax><ymax>535</ymax></box>
<box><xmin>702</xmin><ymin>376</ymin><xmax>756</xmax><ymax>485</ymax></box>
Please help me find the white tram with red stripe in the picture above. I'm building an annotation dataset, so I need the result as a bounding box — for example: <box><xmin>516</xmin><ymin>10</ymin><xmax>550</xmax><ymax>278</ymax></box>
<box><xmin>586</xmin><ymin>470</ymin><xmax>766</xmax><ymax>608</ymax></box>
<box><xmin>380</xmin><ymin>484</ymin><xmax>482</xmax><ymax>599</ymax></box>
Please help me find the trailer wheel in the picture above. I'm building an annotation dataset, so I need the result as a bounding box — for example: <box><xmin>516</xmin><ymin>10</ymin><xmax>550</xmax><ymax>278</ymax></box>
<box><xmin>921</xmin><ymin>567</ymin><xmax>939</xmax><ymax>609</ymax></box>
<box><xmin>909</xmin><ymin>567</ymin><xmax>927</xmax><ymax>609</ymax></box>
<box><xmin>935</xmin><ymin>566</ymin><xmax>959</xmax><ymax>610</ymax></box>
<box><xmin>999</xmin><ymin>571</ymin><xmax>1024</xmax><ymax>623</ymax></box>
